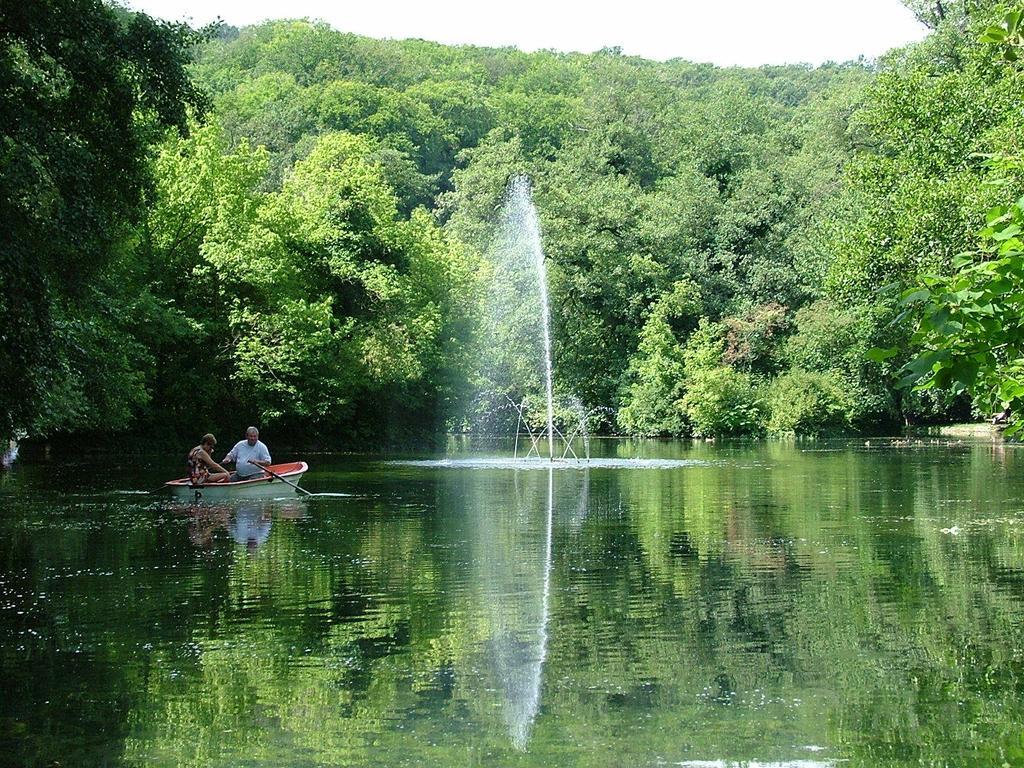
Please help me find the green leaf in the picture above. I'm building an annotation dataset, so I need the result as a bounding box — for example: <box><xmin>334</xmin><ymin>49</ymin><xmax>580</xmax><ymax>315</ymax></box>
<box><xmin>900</xmin><ymin>288</ymin><xmax>931</xmax><ymax>305</ymax></box>
<box><xmin>986</xmin><ymin>205</ymin><xmax>1009</xmax><ymax>224</ymax></box>
<box><xmin>999</xmin><ymin>381</ymin><xmax>1024</xmax><ymax>401</ymax></box>
<box><xmin>993</xmin><ymin>224</ymin><xmax>1022</xmax><ymax>241</ymax></box>
<box><xmin>891</xmin><ymin>308</ymin><xmax>913</xmax><ymax>328</ymax></box>
<box><xmin>866</xmin><ymin>346</ymin><xmax>899</xmax><ymax>363</ymax></box>
<box><xmin>953</xmin><ymin>252</ymin><xmax>976</xmax><ymax>269</ymax></box>
<box><xmin>1005</xmin><ymin>10</ymin><xmax>1022</xmax><ymax>34</ymax></box>
<box><xmin>905</xmin><ymin>357</ymin><xmax>934</xmax><ymax>378</ymax></box>
<box><xmin>900</xmin><ymin>371</ymin><xmax>926</xmax><ymax>389</ymax></box>
<box><xmin>933</xmin><ymin>366</ymin><xmax>953</xmax><ymax>388</ymax></box>
<box><xmin>987</xmin><ymin>278</ymin><xmax>1012</xmax><ymax>294</ymax></box>
<box><xmin>982</xmin><ymin>26</ymin><xmax>1008</xmax><ymax>43</ymax></box>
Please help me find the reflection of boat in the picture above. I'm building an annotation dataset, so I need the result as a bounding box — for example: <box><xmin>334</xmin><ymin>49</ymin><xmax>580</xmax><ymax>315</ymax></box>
<box><xmin>229</xmin><ymin>504</ymin><xmax>273</xmax><ymax>550</ymax></box>
<box><xmin>164</xmin><ymin>462</ymin><xmax>309</xmax><ymax>500</ymax></box>
<box><xmin>183</xmin><ymin>499</ymin><xmax>306</xmax><ymax>550</ymax></box>
<box><xmin>1</xmin><ymin>438</ymin><xmax>18</xmax><ymax>469</ymax></box>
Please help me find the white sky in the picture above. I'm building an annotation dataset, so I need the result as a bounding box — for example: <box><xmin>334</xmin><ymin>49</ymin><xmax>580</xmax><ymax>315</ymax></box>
<box><xmin>125</xmin><ymin>0</ymin><xmax>929</xmax><ymax>68</ymax></box>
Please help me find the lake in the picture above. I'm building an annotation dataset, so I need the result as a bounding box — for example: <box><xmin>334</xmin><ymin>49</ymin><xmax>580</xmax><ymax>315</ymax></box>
<box><xmin>2</xmin><ymin>438</ymin><xmax>1023</xmax><ymax>767</ymax></box>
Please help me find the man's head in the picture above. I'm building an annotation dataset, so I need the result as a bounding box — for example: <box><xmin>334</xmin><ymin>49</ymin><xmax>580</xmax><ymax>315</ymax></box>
<box><xmin>245</xmin><ymin>426</ymin><xmax>259</xmax><ymax>446</ymax></box>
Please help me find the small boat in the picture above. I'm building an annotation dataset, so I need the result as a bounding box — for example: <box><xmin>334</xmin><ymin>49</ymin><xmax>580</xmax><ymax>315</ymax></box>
<box><xmin>165</xmin><ymin>461</ymin><xmax>309</xmax><ymax>500</ymax></box>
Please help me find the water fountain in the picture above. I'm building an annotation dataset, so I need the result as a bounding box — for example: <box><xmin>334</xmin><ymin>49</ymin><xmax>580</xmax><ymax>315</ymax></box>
<box><xmin>508</xmin><ymin>395</ymin><xmax>592</xmax><ymax>462</ymax></box>
<box><xmin>396</xmin><ymin>176</ymin><xmax>707</xmax><ymax>470</ymax></box>
<box><xmin>477</xmin><ymin>175</ymin><xmax>589</xmax><ymax>462</ymax></box>
<box><xmin>379</xmin><ymin>176</ymin><xmax>709</xmax><ymax>753</ymax></box>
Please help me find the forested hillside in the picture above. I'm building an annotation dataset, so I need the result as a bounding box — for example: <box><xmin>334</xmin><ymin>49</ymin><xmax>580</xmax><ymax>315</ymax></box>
<box><xmin>182</xmin><ymin>25</ymin><xmax>871</xmax><ymax>440</ymax></box>
<box><xmin>3</xmin><ymin>0</ymin><xmax>1022</xmax><ymax>445</ymax></box>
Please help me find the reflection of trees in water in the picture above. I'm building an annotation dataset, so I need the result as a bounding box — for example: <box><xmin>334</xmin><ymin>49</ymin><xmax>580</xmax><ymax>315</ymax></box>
<box><xmin>608</xmin><ymin>447</ymin><xmax>1024</xmax><ymax>764</ymax></box>
<box><xmin>27</xmin><ymin>446</ymin><xmax>1024</xmax><ymax>766</ymax></box>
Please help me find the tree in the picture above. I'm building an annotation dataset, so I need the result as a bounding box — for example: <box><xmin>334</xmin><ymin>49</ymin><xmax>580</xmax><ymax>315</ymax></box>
<box><xmin>160</xmin><ymin>130</ymin><xmax>483</xmax><ymax>440</ymax></box>
<box><xmin>617</xmin><ymin>281</ymin><xmax>702</xmax><ymax>436</ymax></box>
<box><xmin>138</xmin><ymin>120</ymin><xmax>270</xmax><ymax>434</ymax></box>
<box><xmin>766</xmin><ymin>370</ymin><xmax>852</xmax><ymax>435</ymax></box>
<box><xmin>897</xmin><ymin>156</ymin><xmax>1024</xmax><ymax>426</ymax></box>
<box><xmin>897</xmin><ymin>3</ymin><xmax>1024</xmax><ymax>428</ymax></box>
<box><xmin>901</xmin><ymin>0</ymin><xmax>1005</xmax><ymax>30</ymax></box>
<box><xmin>0</xmin><ymin>0</ymin><xmax>207</xmax><ymax>443</ymax></box>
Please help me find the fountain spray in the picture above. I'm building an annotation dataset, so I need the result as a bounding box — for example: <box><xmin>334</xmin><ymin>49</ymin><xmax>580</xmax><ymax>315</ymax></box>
<box><xmin>507</xmin><ymin>176</ymin><xmax>555</xmax><ymax>460</ymax></box>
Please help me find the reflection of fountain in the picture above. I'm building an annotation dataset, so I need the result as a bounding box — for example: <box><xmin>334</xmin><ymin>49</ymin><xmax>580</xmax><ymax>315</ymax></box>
<box><xmin>501</xmin><ymin>467</ymin><xmax>553</xmax><ymax>750</ymax></box>
<box><xmin>471</xmin><ymin>467</ymin><xmax>557</xmax><ymax>750</ymax></box>
<box><xmin>569</xmin><ymin>467</ymin><xmax>591</xmax><ymax>534</ymax></box>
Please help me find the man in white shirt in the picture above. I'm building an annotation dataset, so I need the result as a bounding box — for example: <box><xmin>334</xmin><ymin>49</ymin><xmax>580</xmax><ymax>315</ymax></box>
<box><xmin>222</xmin><ymin>426</ymin><xmax>272</xmax><ymax>481</ymax></box>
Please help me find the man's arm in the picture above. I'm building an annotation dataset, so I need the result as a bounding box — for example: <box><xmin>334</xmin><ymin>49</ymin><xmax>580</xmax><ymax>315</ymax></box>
<box><xmin>247</xmin><ymin>456</ymin><xmax>270</xmax><ymax>473</ymax></box>
<box><xmin>221</xmin><ymin>442</ymin><xmax>238</xmax><ymax>465</ymax></box>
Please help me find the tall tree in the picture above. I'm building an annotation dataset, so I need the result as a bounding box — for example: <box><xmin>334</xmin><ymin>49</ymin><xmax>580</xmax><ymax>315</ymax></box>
<box><xmin>0</xmin><ymin>0</ymin><xmax>207</xmax><ymax>442</ymax></box>
<box><xmin>898</xmin><ymin>3</ymin><xmax>1024</xmax><ymax>428</ymax></box>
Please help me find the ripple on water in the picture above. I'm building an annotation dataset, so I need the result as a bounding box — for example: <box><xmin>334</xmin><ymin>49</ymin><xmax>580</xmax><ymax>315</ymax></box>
<box><xmin>5</xmin><ymin>444</ymin><xmax>1024</xmax><ymax>766</ymax></box>
<box><xmin>386</xmin><ymin>457</ymin><xmax>714</xmax><ymax>470</ymax></box>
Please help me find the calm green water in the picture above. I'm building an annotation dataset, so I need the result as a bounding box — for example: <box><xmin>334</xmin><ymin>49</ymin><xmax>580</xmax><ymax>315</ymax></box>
<box><xmin>2</xmin><ymin>439</ymin><xmax>1024</xmax><ymax>767</ymax></box>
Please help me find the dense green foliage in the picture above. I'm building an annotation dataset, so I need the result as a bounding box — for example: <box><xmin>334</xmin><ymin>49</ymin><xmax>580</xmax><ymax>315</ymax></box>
<box><xmin>0</xmin><ymin>0</ymin><xmax>206</xmax><ymax>442</ymax></box>
<box><xmin>896</xmin><ymin>4</ymin><xmax>1024</xmax><ymax>433</ymax></box>
<box><xmin>180</xmin><ymin>21</ymin><xmax>877</xmax><ymax>440</ymax></box>
<box><xmin>143</xmin><ymin>121</ymin><xmax>479</xmax><ymax>441</ymax></box>
<box><xmin>4</xmin><ymin>0</ymin><xmax>1023</xmax><ymax>443</ymax></box>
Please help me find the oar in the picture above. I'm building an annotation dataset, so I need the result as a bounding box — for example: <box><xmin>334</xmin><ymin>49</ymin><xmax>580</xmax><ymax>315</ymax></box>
<box><xmin>249</xmin><ymin>460</ymin><xmax>313</xmax><ymax>497</ymax></box>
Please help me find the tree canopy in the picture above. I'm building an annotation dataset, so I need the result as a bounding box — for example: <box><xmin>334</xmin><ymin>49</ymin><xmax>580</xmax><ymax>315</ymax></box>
<box><xmin>4</xmin><ymin>0</ymin><xmax>1022</xmax><ymax>444</ymax></box>
<box><xmin>0</xmin><ymin>0</ymin><xmax>207</xmax><ymax>440</ymax></box>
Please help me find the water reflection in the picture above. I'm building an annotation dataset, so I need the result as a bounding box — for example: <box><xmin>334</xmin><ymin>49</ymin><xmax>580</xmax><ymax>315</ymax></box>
<box><xmin>3</xmin><ymin>441</ymin><xmax>1024</xmax><ymax>767</ymax></box>
<box><xmin>468</xmin><ymin>466</ymin><xmax>592</xmax><ymax>749</ymax></box>
<box><xmin>182</xmin><ymin>500</ymin><xmax>307</xmax><ymax>552</ymax></box>
<box><xmin>186</xmin><ymin>503</ymin><xmax>230</xmax><ymax>550</ymax></box>
<box><xmin>229</xmin><ymin>504</ymin><xmax>273</xmax><ymax>551</ymax></box>
<box><xmin>393</xmin><ymin>457</ymin><xmax>707</xmax><ymax>470</ymax></box>
<box><xmin>677</xmin><ymin>762</ymin><xmax>835</xmax><ymax>768</ymax></box>
<box><xmin>472</xmin><ymin>467</ymin><xmax>556</xmax><ymax>749</ymax></box>
<box><xmin>569</xmin><ymin>467</ymin><xmax>590</xmax><ymax>534</ymax></box>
